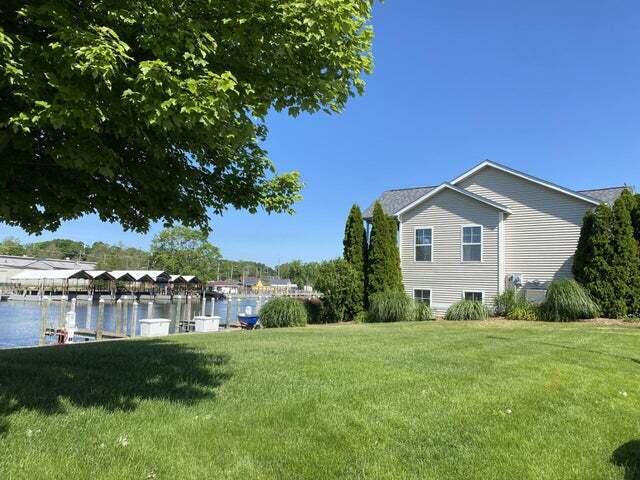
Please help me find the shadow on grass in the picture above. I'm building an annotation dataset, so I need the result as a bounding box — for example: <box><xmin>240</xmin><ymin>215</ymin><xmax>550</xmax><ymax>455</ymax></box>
<box><xmin>487</xmin><ymin>335</ymin><xmax>640</xmax><ymax>365</ymax></box>
<box><xmin>0</xmin><ymin>339</ymin><xmax>231</xmax><ymax>435</ymax></box>
<box><xmin>612</xmin><ymin>440</ymin><xmax>640</xmax><ymax>480</ymax></box>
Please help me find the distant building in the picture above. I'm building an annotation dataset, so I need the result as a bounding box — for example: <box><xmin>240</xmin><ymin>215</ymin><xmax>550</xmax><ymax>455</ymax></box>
<box><xmin>268</xmin><ymin>278</ymin><xmax>297</xmax><ymax>291</ymax></box>
<box><xmin>208</xmin><ymin>280</ymin><xmax>241</xmax><ymax>295</ymax></box>
<box><xmin>0</xmin><ymin>255</ymin><xmax>96</xmax><ymax>284</ymax></box>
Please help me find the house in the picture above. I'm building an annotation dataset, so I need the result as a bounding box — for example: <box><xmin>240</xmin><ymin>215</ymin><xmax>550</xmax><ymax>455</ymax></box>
<box><xmin>207</xmin><ymin>280</ymin><xmax>241</xmax><ymax>295</ymax></box>
<box><xmin>265</xmin><ymin>277</ymin><xmax>297</xmax><ymax>291</ymax></box>
<box><xmin>364</xmin><ymin>160</ymin><xmax>625</xmax><ymax>312</ymax></box>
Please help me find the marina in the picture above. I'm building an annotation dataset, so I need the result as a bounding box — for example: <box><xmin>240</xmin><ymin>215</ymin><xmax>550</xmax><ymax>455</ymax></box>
<box><xmin>0</xmin><ymin>295</ymin><xmax>268</xmax><ymax>349</ymax></box>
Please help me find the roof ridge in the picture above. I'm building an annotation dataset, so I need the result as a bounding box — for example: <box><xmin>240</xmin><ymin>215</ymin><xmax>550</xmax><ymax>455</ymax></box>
<box><xmin>387</xmin><ymin>185</ymin><xmax>437</xmax><ymax>192</ymax></box>
<box><xmin>577</xmin><ymin>186</ymin><xmax>626</xmax><ymax>192</ymax></box>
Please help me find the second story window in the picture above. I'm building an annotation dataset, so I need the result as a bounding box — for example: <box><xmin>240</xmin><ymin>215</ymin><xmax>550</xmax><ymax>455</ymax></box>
<box><xmin>415</xmin><ymin>227</ymin><xmax>433</xmax><ymax>261</ymax></box>
<box><xmin>462</xmin><ymin>225</ymin><xmax>482</xmax><ymax>262</ymax></box>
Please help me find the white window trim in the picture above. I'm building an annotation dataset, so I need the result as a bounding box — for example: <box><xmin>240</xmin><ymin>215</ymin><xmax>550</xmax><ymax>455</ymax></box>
<box><xmin>461</xmin><ymin>224</ymin><xmax>483</xmax><ymax>263</ymax></box>
<box><xmin>414</xmin><ymin>288</ymin><xmax>432</xmax><ymax>306</ymax></box>
<box><xmin>414</xmin><ymin>226</ymin><xmax>434</xmax><ymax>262</ymax></box>
<box><xmin>462</xmin><ymin>290</ymin><xmax>485</xmax><ymax>303</ymax></box>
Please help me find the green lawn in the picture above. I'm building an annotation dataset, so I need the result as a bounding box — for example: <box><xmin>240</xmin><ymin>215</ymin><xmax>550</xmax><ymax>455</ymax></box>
<box><xmin>1</xmin><ymin>321</ymin><xmax>639</xmax><ymax>479</ymax></box>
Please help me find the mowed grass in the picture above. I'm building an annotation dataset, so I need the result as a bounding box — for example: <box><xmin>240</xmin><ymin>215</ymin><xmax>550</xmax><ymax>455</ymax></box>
<box><xmin>1</xmin><ymin>321</ymin><xmax>639</xmax><ymax>479</ymax></box>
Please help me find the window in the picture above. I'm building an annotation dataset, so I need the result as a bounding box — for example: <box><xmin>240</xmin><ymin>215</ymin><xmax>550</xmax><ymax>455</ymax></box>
<box><xmin>464</xmin><ymin>291</ymin><xmax>484</xmax><ymax>302</ymax></box>
<box><xmin>415</xmin><ymin>227</ymin><xmax>433</xmax><ymax>261</ymax></box>
<box><xmin>414</xmin><ymin>289</ymin><xmax>431</xmax><ymax>306</ymax></box>
<box><xmin>462</xmin><ymin>225</ymin><xmax>482</xmax><ymax>262</ymax></box>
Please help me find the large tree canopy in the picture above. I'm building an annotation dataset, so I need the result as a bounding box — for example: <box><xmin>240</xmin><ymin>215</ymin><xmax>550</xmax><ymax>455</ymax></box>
<box><xmin>0</xmin><ymin>0</ymin><xmax>374</xmax><ymax>233</ymax></box>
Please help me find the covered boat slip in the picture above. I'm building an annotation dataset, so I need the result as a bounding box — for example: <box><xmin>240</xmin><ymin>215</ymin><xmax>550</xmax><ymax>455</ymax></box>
<box><xmin>8</xmin><ymin>269</ymin><xmax>202</xmax><ymax>301</ymax></box>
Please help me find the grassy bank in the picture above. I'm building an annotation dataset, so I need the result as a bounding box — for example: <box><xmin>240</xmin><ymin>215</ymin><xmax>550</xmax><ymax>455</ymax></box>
<box><xmin>1</xmin><ymin>321</ymin><xmax>639</xmax><ymax>479</ymax></box>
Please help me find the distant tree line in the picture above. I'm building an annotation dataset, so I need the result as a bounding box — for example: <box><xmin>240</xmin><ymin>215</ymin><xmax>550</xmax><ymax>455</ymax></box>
<box><xmin>0</xmin><ymin>227</ymin><xmax>279</xmax><ymax>283</ymax></box>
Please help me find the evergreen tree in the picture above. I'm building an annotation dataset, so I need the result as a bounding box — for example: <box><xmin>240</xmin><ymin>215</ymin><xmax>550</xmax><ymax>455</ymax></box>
<box><xmin>366</xmin><ymin>202</ymin><xmax>403</xmax><ymax>298</ymax></box>
<box><xmin>573</xmin><ymin>204</ymin><xmax>621</xmax><ymax>317</ymax></box>
<box><xmin>343</xmin><ymin>204</ymin><xmax>367</xmax><ymax>311</ymax></box>
<box><xmin>630</xmin><ymin>193</ymin><xmax>640</xmax><ymax>244</ymax></box>
<box><xmin>611</xmin><ymin>190</ymin><xmax>640</xmax><ymax>315</ymax></box>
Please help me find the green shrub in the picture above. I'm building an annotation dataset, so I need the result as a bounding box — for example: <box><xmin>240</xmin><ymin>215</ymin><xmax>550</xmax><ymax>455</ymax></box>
<box><xmin>506</xmin><ymin>303</ymin><xmax>539</xmax><ymax>321</ymax></box>
<box><xmin>353</xmin><ymin>311</ymin><xmax>368</xmax><ymax>324</ymax></box>
<box><xmin>494</xmin><ymin>288</ymin><xmax>518</xmax><ymax>316</ymax></box>
<box><xmin>259</xmin><ymin>297</ymin><xmax>308</xmax><ymax>328</ymax></box>
<box><xmin>445</xmin><ymin>300</ymin><xmax>489</xmax><ymax>321</ymax></box>
<box><xmin>368</xmin><ymin>291</ymin><xmax>413</xmax><ymax>323</ymax></box>
<box><xmin>314</xmin><ymin>259</ymin><xmax>363</xmax><ymax>322</ymax></box>
<box><xmin>413</xmin><ymin>302</ymin><xmax>434</xmax><ymax>321</ymax></box>
<box><xmin>538</xmin><ymin>279</ymin><xmax>599</xmax><ymax>322</ymax></box>
<box><xmin>303</xmin><ymin>297</ymin><xmax>323</xmax><ymax>324</ymax></box>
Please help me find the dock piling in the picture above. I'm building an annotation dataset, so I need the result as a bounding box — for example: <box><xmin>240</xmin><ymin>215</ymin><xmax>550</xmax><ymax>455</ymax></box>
<box><xmin>147</xmin><ymin>300</ymin><xmax>153</xmax><ymax>319</ymax></box>
<box><xmin>85</xmin><ymin>299</ymin><xmax>92</xmax><ymax>329</ymax></box>
<box><xmin>39</xmin><ymin>296</ymin><xmax>49</xmax><ymax>346</ymax></box>
<box><xmin>96</xmin><ymin>298</ymin><xmax>105</xmax><ymax>340</ymax></box>
<box><xmin>115</xmin><ymin>299</ymin><xmax>123</xmax><ymax>335</ymax></box>
<box><xmin>175</xmin><ymin>295</ymin><xmax>182</xmax><ymax>333</ymax></box>
<box><xmin>131</xmin><ymin>300</ymin><xmax>138</xmax><ymax>337</ymax></box>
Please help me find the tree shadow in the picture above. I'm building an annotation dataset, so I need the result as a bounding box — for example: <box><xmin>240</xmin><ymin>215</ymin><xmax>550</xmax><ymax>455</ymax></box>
<box><xmin>0</xmin><ymin>339</ymin><xmax>231</xmax><ymax>436</ymax></box>
<box><xmin>612</xmin><ymin>440</ymin><xmax>640</xmax><ymax>480</ymax></box>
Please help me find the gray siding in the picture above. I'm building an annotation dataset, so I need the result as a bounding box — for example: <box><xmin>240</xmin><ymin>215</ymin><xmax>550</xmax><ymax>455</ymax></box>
<box><xmin>400</xmin><ymin>189</ymin><xmax>500</xmax><ymax>310</ymax></box>
<box><xmin>456</xmin><ymin>167</ymin><xmax>593</xmax><ymax>283</ymax></box>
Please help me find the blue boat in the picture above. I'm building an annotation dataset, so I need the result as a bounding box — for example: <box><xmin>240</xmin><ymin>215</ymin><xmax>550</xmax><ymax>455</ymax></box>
<box><xmin>237</xmin><ymin>313</ymin><xmax>260</xmax><ymax>329</ymax></box>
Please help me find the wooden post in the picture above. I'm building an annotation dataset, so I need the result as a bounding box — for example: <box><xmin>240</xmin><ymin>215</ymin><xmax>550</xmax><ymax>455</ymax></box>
<box><xmin>201</xmin><ymin>294</ymin><xmax>206</xmax><ymax>316</ymax></box>
<box><xmin>210</xmin><ymin>296</ymin><xmax>215</xmax><ymax>317</ymax></box>
<box><xmin>70</xmin><ymin>297</ymin><xmax>77</xmax><ymax>313</ymax></box>
<box><xmin>131</xmin><ymin>300</ymin><xmax>138</xmax><ymax>337</ymax></box>
<box><xmin>96</xmin><ymin>298</ymin><xmax>105</xmax><ymax>340</ymax></box>
<box><xmin>147</xmin><ymin>300</ymin><xmax>153</xmax><ymax>319</ymax></box>
<box><xmin>186</xmin><ymin>295</ymin><xmax>192</xmax><ymax>322</ymax></box>
<box><xmin>115</xmin><ymin>298</ymin><xmax>123</xmax><ymax>335</ymax></box>
<box><xmin>39</xmin><ymin>296</ymin><xmax>49</xmax><ymax>346</ymax></box>
<box><xmin>175</xmin><ymin>295</ymin><xmax>182</xmax><ymax>333</ymax></box>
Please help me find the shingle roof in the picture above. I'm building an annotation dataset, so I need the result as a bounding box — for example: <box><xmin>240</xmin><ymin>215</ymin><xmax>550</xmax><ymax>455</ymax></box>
<box><xmin>577</xmin><ymin>187</ymin><xmax>627</xmax><ymax>206</ymax></box>
<box><xmin>364</xmin><ymin>177</ymin><xmax>627</xmax><ymax>220</ymax></box>
<box><xmin>363</xmin><ymin>186</ymin><xmax>436</xmax><ymax>219</ymax></box>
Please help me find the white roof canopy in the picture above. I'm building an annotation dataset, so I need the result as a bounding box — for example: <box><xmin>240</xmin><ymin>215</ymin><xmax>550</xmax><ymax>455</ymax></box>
<box><xmin>11</xmin><ymin>269</ymin><xmax>92</xmax><ymax>281</ymax></box>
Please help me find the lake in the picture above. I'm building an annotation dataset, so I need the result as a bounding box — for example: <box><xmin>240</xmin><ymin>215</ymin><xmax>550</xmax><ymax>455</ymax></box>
<box><xmin>0</xmin><ymin>297</ymin><xmax>261</xmax><ymax>349</ymax></box>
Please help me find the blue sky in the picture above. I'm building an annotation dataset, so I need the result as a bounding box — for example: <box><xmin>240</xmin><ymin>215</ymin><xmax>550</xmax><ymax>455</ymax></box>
<box><xmin>2</xmin><ymin>0</ymin><xmax>640</xmax><ymax>265</ymax></box>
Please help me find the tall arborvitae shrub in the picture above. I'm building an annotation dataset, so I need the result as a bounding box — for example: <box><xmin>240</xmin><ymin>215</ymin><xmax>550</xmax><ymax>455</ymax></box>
<box><xmin>573</xmin><ymin>204</ymin><xmax>621</xmax><ymax>317</ymax></box>
<box><xmin>366</xmin><ymin>202</ymin><xmax>403</xmax><ymax>298</ymax></box>
<box><xmin>343</xmin><ymin>204</ymin><xmax>367</xmax><ymax>311</ymax></box>
<box><xmin>611</xmin><ymin>190</ymin><xmax>640</xmax><ymax>315</ymax></box>
<box><xmin>630</xmin><ymin>193</ymin><xmax>640</xmax><ymax>244</ymax></box>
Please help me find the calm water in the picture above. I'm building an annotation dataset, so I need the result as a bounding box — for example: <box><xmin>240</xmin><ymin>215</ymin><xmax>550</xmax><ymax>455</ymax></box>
<box><xmin>0</xmin><ymin>297</ymin><xmax>262</xmax><ymax>349</ymax></box>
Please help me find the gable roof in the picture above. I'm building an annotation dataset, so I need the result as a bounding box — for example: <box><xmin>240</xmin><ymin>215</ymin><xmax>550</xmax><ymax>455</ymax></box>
<box><xmin>11</xmin><ymin>269</ymin><xmax>92</xmax><ymax>281</ymax></box>
<box><xmin>450</xmin><ymin>160</ymin><xmax>601</xmax><ymax>206</ymax></box>
<box><xmin>363</xmin><ymin>186</ymin><xmax>436</xmax><ymax>219</ymax></box>
<box><xmin>577</xmin><ymin>187</ymin><xmax>627</xmax><ymax>206</ymax></box>
<box><xmin>394</xmin><ymin>183</ymin><xmax>512</xmax><ymax>217</ymax></box>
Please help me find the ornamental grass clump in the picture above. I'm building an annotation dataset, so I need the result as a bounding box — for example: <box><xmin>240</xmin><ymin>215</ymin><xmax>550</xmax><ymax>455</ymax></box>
<box><xmin>493</xmin><ymin>288</ymin><xmax>518</xmax><ymax>317</ymax></box>
<box><xmin>445</xmin><ymin>300</ymin><xmax>489</xmax><ymax>321</ymax></box>
<box><xmin>259</xmin><ymin>298</ymin><xmax>308</xmax><ymax>328</ymax></box>
<box><xmin>412</xmin><ymin>301</ymin><xmax>434</xmax><ymax>321</ymax></box>
<box><xmin>368</xmin><ymin>291</ymin><xmax>413</xmax><ymax>323</ymax></box>
<box><xmin>538</xmin><ymin>279</ymin><xmax>599</xmax><ymax>322</ymax></box>
<box><xmin>506</xmin><ymin>303</ymin><xmax>539</xmax><ymax>321</ymax></box>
